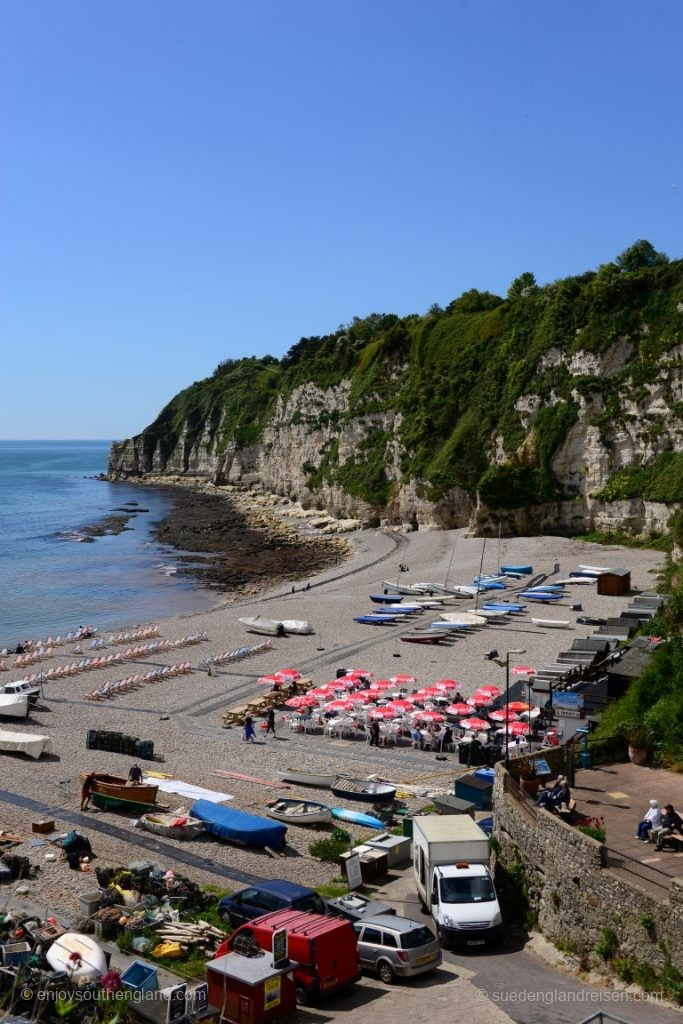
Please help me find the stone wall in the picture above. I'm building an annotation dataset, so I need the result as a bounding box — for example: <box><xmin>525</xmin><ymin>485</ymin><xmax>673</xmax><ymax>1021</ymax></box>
<box><xmin>493</xmin><ymin>765</ymin><xmax>683</xmax><ymax>971</ymax></box>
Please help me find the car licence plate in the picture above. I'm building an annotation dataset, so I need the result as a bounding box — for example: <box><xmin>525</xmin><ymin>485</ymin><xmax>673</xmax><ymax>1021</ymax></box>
<box><xmin>467</xmin><ymin>939</ymin><xmax>485</xmax><ymax>946</ymax></box>
<box><xmin>415</xmin><ymin>953</ymin><xmax>436</xmax><ymax>965</ymax></box>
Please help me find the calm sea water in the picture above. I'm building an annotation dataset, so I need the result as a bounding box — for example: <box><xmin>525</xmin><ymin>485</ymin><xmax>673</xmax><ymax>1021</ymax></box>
<box><xmin>0</xmin><ymin>441</ymin><xmax>215</xmax><ymax>645</ymax></box>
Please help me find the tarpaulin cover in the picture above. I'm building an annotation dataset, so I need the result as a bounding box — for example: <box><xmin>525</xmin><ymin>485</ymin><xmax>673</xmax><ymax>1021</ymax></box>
<box><xmin>191</xmin><ymin>799</ymin><xmax>286</xmax><ymax>848</ymax></box>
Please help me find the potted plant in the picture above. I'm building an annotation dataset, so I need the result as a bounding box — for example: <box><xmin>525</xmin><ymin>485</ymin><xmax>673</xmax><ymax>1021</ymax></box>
<box><xmin>622</xmin><ymin>724</ymin><xmax>653</xmax><ymax>766</ymax></box>
<box><xmin>518</xmin><ymin>760</ymin><xmax>540</xmax><ymax>797</ymax></box>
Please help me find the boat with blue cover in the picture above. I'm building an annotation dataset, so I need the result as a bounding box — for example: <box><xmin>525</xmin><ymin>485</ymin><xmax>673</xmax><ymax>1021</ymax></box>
<box><xmin>500</xmin><ymin>564</ymin><xmax>532</xmax><ymax>575</ymax></box>
<box><xmin>519</xmin><ymin>592</ymin><xmax>563</xmax><ymax>602</ymax></box>
<box><xmin>191</xmin><ymin>799</ymin><xmax>287</xmax><ymax>848</ymax></box>
<box><xmin>354</xmin><ymin>614</ymin><xmax>399</xmax><ymax>625</ymax></box>
<box><xmin>331</xmin><ymin>807</ymin><xmax>385</xmax><ymax>829</ymax></box>
<box><xmin>482</xmin><ymin>602</ymin><xmax>525</xmax><ymax>613</ymax></box>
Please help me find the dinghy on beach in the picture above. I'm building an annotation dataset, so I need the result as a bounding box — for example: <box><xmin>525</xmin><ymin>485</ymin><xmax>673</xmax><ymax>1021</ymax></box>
<box><xmin>265</xmin><ymin>798</ymin><xmax>332</xmax><ymax>826</ymax></box>
<box><xmin>136</xmin><ymin>811</ymin><xmax>204</xmax><ymax>840</ymax></box>
<box><xmin>331</xmin><ymin>778</ymin><xmax>396</xmax><ymax>804</ymax></box>
<box><xmin>280</xmin><ymin>770</ymin><xmax>336</xmax><ymax>788</ymax></box>
<box><xmin>531</xmin><ymin>618</ymin><xmax>571</xmax><ymax>629</ymax></box>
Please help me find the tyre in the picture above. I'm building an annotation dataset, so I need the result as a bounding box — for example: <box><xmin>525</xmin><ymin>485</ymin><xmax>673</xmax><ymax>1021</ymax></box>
<box><xmin>377</xmin><ymin>960</ymin><xmax>395</xmax><ymax>985</ymax></box>
<box><xmin>295</xmin><ymin>985</ymin><xmax>309</xmax><ymax>1005</ymax></box>
<box><xmin>438</xmin><ymin>926</ymin><xmax>450</xmax><ymax>949</ymax></box>
<box><xmin>419</xmin><ymin>896</ymin><xmax>428</xmax><ymax>914</ymax></box>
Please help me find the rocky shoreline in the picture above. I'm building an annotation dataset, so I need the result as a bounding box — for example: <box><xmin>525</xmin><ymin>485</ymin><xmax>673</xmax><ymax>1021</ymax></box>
<box><xmin>114</xmin><ymin>478</ymin><xmax>352</xmax><ymax>595</ymax></box>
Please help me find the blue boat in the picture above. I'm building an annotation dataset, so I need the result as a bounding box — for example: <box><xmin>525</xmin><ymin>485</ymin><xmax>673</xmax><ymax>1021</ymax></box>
<box><xmin>473</xmin><ymin>580</ymin><xmax>506</xmax><ymax>591</ymax></box>
<box><xmin>500</xmin><ymin>564</ymin><xmax>532</xmax><ymax>575</ymax></box>
<box><xmin>519</xmin><ymin>592</ymin><xmax>563</xmax><ymax>602</ymax></box>
<box><xmin>354</xmin><ymin>614</ymin><xmax>399</xmax><ymax>625</ymax></box>
<box><xmin>483</xmin><ymin>602</ymin><xmax>526</xmax><ymax>613</ymax></box>
<box><xmin>524</xmin><ymin>584</ymin><xmax>564</xmax><ymax>592</ymax></box>
<box><xmin>370</xmin><ymin>594</ymin><xmax>403</xmax><ymax>604</ymax></box>
<box><xmin>331</xmin><ymin>807</ymin><xmax>385</xmax><ymax>829</ymax></box>
<box><xmin>190</xmin><ymin>800</ymin><xmax>287</xmax><ymax>849</ymax></box>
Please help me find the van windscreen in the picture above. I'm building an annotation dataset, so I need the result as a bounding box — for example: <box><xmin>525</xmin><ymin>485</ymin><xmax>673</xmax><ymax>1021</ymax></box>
<box><xmin>439</xmin><ymin>876</ymin><xmax>495</xmax><ymax>904</ymax></box>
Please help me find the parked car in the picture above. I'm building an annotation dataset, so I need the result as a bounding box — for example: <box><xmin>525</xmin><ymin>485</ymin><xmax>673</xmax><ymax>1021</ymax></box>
<box><xmin>325</xmin><ymin>891</ymin><xmax>396</xmax><ymax>922</ymax></box>
<box><xmin>218</xmin><ymin>880</ymin><xmax>326</xmax><ymax>926</ymax></box>
<box><xmin>221</xmin><ymin>910</ymin><xmax>361</xmax><ymax>1005</ymax></box>
<box><xmin>354</xmin><ymin>914</ymin><xmax>442</xmax><ymax>984</ymax></box>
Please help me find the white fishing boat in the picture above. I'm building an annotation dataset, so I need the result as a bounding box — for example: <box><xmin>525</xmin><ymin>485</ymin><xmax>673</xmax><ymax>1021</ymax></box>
<box><xmin>239</xmin><ymin>616</ymin><xmax>313</xmax><ymax>636</ymax></box>
<box><xmin>556</xmin><ymin>577</ymin><xmax>595</xmax><ymax>585</ymax></box>
<box><xmin>0</xmin><ymin>694</ymin><xmax>29</xmax><ymax>718</ymax></box>
<box><xmin>265</xmin><ymin>798</ymin><xmax>332</xmax><ymax>825</ymax></box>
<box><xmin>578</xmin><ymin>564</ymin><xmax>612</xmax><ymax>574</ymax></box>
<box><xmin>0</xmin><ymin>729</ymin><xmax>52</xmax><ymax>759</ymax></box>
<box><xmin>381</xmin><ymin>581</ymin><xmax>430</xmax><ymax>596</ymax></box>
<box><xmin>280</xmin><ymin>769</ymin><xmax>336</xmax><ymax>788</ymax></box>
<box><xmin>531</xmin><ymin>618</ymin><xmax>571</xmax><ymax>629</ymax></box>
<box><xmin>278</xmin><ymin>620</ymin><xmax>314</xmax><ymax>635</ymax></box>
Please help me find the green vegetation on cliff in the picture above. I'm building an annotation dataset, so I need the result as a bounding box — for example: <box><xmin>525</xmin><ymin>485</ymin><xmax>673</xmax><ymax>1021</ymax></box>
<box><xmin>114</xmin><ymin>241</ymin><xmax>683</xmax><ymax>509</ymax></box>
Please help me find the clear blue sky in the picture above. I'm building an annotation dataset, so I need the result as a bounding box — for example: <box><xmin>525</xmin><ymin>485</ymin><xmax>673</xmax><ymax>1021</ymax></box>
<box><xmin>2</xmin><ymin>0</ymin><xmax>682</xmax><ymax>440</ymax></box>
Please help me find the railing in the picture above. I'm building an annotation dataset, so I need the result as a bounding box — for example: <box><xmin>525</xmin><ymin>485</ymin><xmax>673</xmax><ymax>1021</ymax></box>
<box><xmin>576</xmin><ymin>1013</ymin><xmax>636</xmax><ymax>1024</ymax></box>
<box><xmin>603</xmin><ymin>845</ymin><xmax>673</xmax><ymax>894</ymax></box>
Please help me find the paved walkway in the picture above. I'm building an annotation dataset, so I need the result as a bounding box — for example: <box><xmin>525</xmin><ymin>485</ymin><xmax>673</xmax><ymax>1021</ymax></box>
<box><xmin>571</xmin><ymin>761</ymin><xmax>683</xmax><ymax>896</ymax></box>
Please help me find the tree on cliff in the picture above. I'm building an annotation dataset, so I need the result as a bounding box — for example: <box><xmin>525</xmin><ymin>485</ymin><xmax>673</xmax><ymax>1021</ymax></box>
<box><xmin>616</xmin><ymin>239</ymin><xmax>668</xmax><ymax>273</ymax></box>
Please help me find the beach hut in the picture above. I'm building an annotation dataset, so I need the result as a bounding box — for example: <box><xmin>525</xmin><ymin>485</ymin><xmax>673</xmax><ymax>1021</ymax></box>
<box><xmin>596</xmin><ymin>568</ymin><xmax>631</xmax><ymax>596</ymax></box>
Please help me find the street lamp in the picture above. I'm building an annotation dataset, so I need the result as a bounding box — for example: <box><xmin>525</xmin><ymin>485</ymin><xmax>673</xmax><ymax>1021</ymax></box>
<box><xmin>490</xmin><ymin>648</ymin><xmax>526</xmax><ymax>769</ymax></box>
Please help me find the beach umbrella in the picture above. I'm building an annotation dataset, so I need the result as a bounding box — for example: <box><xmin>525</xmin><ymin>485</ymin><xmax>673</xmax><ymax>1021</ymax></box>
<box><xmin>415</xmin><ymin>710</ymin><xmax>445</xmax><ymax>723</ymax></box>
<box><xmin>275</xmin><ymin>668</ymin><xmax>302</xmax><ymax>680</ymax></box>
<box><xmin>433</xmin><ymin>679</ymin><xmax>458</xmax><ymax>690</ymax></box>
<box><xmin>389</xmin><ymin>674</ymin><xmax>417</xmax><ymax>685</ymax></box>
<box><xmin>353</xmin><ymin>688</ymin><xmax>380</xmax><ymax>701</ymax></box>
<box><xmin>307</xmin><ymin>686</ymin><xmax>336</xmax><ymax>697</ymax></box>
<box><xmin>284</xmin><ymin>695</ymin><xmax>316</xmax><ymax>709</ymax></box>
<box><xmin>372</xmin><ymin>679</ymin><xmax>394</xmax><ymax>690</ymax></box>
<box><xmin>489</xmin><ymin>709</ymin><xmax>520</xmax><ymax>723</ymax></box>
<box><xmin>335</xmin><ymin>674</ymin><xmax>362</xmax><ymax>686</ymax></box>
<box><xmin>368</xmin><ymin>706</ymin><xmax>395</xmax><ymax>718</ymax></box>
<box><xmin>511</xmin><ymin>665</ymin><xmax>536</xmax><ymax>676</ymax></box>
<box><xmin>347</xmin><ymin>668</ymin><xmax>374</xmax><ymax>677</ymax></box>
<box><xmin>520</xmin><ymin>707</ymin><xmax>542</xmax><ymax>719</ymax></box>
<box><xmin>413</xmin><ymin>687</ymin><xmax>440</xmax><ymax>698</ymax></box>
<box><xmin>324</xmin><ymin>699</ymin><xmax>355</xmax><ymax>711</ymax></box>
<box><xmin>258</xmin><ymin>674</ymin><xmax>283</xmax><ymax>686</ymax></box>
<box><xmin>467</xmin><ymin>694</ymin><xmax>492</xmax><ymax>708</ymax></box>
<box><xmin>461</xmin><ymin>717</ymin><xmax>490</xmax><ymax>731</ymax></box>
<box><xmin>506</xmin><ymin>701</ymin><xmax>531</xmax><ymax>712</ymax></box>
<box><xmin>445</xmin><ymin>703</ymin><xmax>473</xmax><ymax>716</ymax></box>
<box><xmin>474</xmin><ymin>684</ymin><xmax>502</xmax><ymax>699</ymax></box>
<box><xmin>508</xmin><ymin>721</ymin><xmax>532</xmax><ymax>736</ymax></box>
<box><xmin>384</xmin><ymin>699</ymin><xmax>414</xmax><ymax>713</ymax></box>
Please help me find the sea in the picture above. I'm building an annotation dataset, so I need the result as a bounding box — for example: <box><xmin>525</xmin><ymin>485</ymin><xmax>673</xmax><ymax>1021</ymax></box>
<box><xmin>0</xmin><ymin>440</ymin><xmax>215</xmax><ymax>646</ymax></box>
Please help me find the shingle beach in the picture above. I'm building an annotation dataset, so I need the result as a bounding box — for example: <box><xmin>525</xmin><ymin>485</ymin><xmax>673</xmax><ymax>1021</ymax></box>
<box><xmin>0</xmin><ymin>491</ymin><xmax>664</xmax><ymax>920</ymax></box>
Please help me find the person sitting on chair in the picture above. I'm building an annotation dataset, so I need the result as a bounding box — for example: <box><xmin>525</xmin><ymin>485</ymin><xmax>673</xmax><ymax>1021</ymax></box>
<box><xmin>651</xmin><ymin>804</ymin><xmax>683</xmax><ymax>849</ymax></box>
<box><xmin>635</xmin><ymin>799</ymin><xmax>661</xmax><ymax>841</ymax></box>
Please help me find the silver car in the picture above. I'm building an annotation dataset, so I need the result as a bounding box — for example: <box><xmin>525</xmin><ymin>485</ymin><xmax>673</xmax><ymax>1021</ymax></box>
<box><xmin>353</xmin><ymin>914</ymin><xmax>442</xmax><ymax>984</ymax></box>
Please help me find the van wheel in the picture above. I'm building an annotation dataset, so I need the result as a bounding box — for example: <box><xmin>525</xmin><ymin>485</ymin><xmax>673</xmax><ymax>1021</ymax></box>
<box><xmin>378</xmin><ymin>961</ymin><xmax>395</xmax><ymax>985</ymax></box>
<box><xmin>419</xmin><ymin>896</ymin><xmax>428</xmax><ymax>914</ymax></box>
<box><xmin>295</xmin><ymin>986</ymin><xmax>308</xmax><ymax>1006</ymax></box>
<box><xmin>438</xmin><ymin>927</ymin><xmax>450</xmax><ymax>949</ymax></box>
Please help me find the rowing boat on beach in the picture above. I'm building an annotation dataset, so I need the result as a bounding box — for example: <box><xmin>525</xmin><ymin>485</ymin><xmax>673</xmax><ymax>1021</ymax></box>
<box><xmin>331</xmin><ymin>778</ymin><xmax>396</xmax><ymax>804</ymax></box>
<box><xmin>265</xmin><ymin>798</ymin><xmax>332</xmax><ymax>825</ymax></box>
<box><xmin>280</xmin><ymin>770</ymin><xmax>336</xmax><ymax>788</ymax></box>
<box><xmin>135</xmin><ymin>811</ymin><xmax>204</xmax><ymax>839</ymax></box>
<box><xmin>238</xmin><ymin>616</ymin><xmax>313</xmax><ymax>636</ymax></box>
<box><xmin>531</xmin><ymin>618</ymin><xmax>571</xmax><ymax>629</ymax></box>
<box><xmin>81</xmin><ymin>773</ymin><xmax>159</xmax><ymax>812</ymax></box>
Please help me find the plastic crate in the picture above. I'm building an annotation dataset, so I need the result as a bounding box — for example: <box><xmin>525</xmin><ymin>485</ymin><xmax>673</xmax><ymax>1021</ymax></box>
<box><xmin>121</xmin><ymin>960</ymin><xmax>158</xmax><ymax>994</ymax></box>
<box><xmin>1</xmin><ymin>942</ymin><xmax>31</xmax><ymax>966</ymax></box>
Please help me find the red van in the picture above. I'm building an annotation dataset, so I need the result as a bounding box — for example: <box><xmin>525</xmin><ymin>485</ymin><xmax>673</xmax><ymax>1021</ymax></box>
<box><xmin>219</xmin><ymin>909</ymin><xmax>361</xmax><ymax>1005</ymax></box>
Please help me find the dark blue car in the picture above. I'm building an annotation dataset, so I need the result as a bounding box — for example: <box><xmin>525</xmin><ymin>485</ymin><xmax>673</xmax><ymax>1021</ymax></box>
<box><xmin>218</xmin><ymin>880</ymin><xmax>326</xmax><ymax>926</ymax></box>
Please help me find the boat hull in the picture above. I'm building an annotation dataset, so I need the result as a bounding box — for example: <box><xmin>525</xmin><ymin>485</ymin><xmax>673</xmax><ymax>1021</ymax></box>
<box><xmin>81</xmin><ymin>773</ymin><xmax>158</xmax><ymax>812</ymax></box>
<box><xmin>191</xmin><ymin>799</ymin><xmax>286</xmax><ymax>848</ymax></box>
<box><xmin>0</xmin><ymin>695</ymin><xmax>29</xmax><ymax>718</ymax></box>
<box><xmin>331</xmin><ymin>807</ymin><xmax>385</xmax><ymax>829</ymax></box>
<box><xmin>280</xmin><ymin>771</ymin><xmax>336</xmax><ymax>788</ymax></box>
<box><xmin>136</xmin><ymin>813</ymin><xmax>204</xmax><ymax>839</ymax></box>
<box><xmin>532</xmin><ymin>618</ymin><xmax>571</xmax><ymax>628</ymax></box>
<box><xmin>265</xmin><ymin>799</ymin><xmax>332</xmax><ymax>825</ymax></box>
<box><xmin>331</xmin><ymin>778</ymin><xmax>396</xmax><ymax>804</ymax></box>
<box><xmin>500</xmin><ymin>565</ymin><xmax>532</xmax><ymax>575</ymax></box>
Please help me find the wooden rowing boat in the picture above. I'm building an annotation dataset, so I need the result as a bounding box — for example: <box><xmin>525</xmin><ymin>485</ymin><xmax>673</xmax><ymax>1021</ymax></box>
<box><xmin>81</xmin><ymin>772</ymin><xmax>158</xmax><ymax>812</ymax></box>
<box><xmin>265</xmin><ymin>798</ymin><xmax>332</xmax><ymax>825</ymax></box>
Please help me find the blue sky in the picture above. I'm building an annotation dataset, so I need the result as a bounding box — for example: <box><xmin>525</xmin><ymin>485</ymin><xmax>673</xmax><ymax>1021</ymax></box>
<box><xmin>2</xmin><ymin>1</ymin><xmax>682</xmax><ymax>439</ymax></box>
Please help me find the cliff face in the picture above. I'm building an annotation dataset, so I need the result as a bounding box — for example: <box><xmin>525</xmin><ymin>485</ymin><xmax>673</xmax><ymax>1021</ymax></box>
<box><xmin>109</xmin><ymin>247</ymin><xmax>683</xmax><ymax>537</ymax></box>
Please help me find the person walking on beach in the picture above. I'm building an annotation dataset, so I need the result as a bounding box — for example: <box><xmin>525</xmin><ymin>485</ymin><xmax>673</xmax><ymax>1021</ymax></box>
<box><xmin>265</xmin><ymin>708</ymin><xmax>276</xmax><ymax>737</ymax></box>
<box><xmin>80</xmin><ymin>773</ymin><xmax>95</xmax><ymax>811</ymax></box>
<box><xmin>244</xmin><ymin>716</ymin><xmax>256</xmax><ymax>743</ymax></box>
<box><xmin>369</xmin><ymin>719</ymin><xmax>381</xmax><ymax>747</ymax></box>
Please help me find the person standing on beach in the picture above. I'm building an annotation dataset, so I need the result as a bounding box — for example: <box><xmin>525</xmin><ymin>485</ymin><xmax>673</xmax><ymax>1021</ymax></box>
<box><xmin>244</xmin><ymin>716</ymin><xmax>256</xmax><ymax>743</ymax></box>
<box><xmin>265</xmin><ymin>708</ymin><xmax>276</xmax><ymax>737</ymax></box>
<box><xmin>81</xmin><ymin>773</ymin><xmax>95</xmax><ymax>811</ymax></box>
<box><xmin>369</xmin><ymin>719</ymin><xmax>381</xmax><ymax>747</ymax></box>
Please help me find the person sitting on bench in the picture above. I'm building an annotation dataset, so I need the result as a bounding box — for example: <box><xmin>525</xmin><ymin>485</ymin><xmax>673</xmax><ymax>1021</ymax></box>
<box><xmin>651</xmin><ymin>804</ymin><xmax>683</xmax><ymax>849</ymax></box>
<box><xmin>537</xmin><ymin>775</ymin><xmax>569</xmax><ymax>811</ymax></box>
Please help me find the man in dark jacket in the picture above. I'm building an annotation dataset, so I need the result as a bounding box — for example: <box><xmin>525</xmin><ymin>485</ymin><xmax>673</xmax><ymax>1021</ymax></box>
<box><xmin>652</xmin><ymin>804</ymin><xmax>683</xmax><ymax>849</ymax></box>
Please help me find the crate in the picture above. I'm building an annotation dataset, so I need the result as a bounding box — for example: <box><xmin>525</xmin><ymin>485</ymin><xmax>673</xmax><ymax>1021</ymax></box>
<box><xmin>121</xmin><ymin>960</ymin><xmax>159</xmax><ymax>994</ymax></box>
<box><xmin>32</xmin><ymin>819</ymin><xmax>55</xmax><ymax>834</ymax></box>
<box><xmin>1</xmin><ymin>942</ymin><xmax>31</xmax><ymax>966</ymax></box>
<box><xmin>78</xmin><ymin>890</ymin><xmax>103</xmax><ymax>917</ymax></box>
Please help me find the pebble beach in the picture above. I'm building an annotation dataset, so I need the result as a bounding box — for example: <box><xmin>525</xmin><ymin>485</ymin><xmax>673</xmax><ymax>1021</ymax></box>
<box><xmin>0</xmin><ymin>485</ymin><xmax>665</xmax><ymax>921</ymax></box>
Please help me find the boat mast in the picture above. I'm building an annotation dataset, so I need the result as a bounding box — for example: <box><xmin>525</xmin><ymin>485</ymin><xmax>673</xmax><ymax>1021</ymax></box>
<box><xmin>475</xmin><ymin>537</ymin><xmax>486</xmax><ymax>611</ymax></box>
